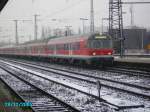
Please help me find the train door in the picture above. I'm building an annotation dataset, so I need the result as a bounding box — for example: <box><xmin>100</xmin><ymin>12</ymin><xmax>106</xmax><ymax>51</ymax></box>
<box><xmin>69</xmin><ymin>43</ymin><xmax>72</xmax><ymax>55</ymax></box>
<box><xmin>54</xmin><ymin>45</ymin><xmax>56</xmax><ymax>55</ymax></box>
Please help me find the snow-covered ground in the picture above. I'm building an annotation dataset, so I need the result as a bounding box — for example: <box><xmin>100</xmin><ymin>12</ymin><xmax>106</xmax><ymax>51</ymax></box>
<box><xmin>0</xmin><ymin>60</ymin><xmax>149</xmax><ymax>112</ymax></box>
<box><xmin>0</xmin><ymin>61</ymin><xmax>114</xmax><ymax>112</ymax></box>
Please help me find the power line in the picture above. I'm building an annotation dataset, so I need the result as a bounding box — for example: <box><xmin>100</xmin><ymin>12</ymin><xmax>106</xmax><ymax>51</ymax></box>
<box><xmin>40</xmin><ymin>0</ymin><xmax>86</xmax><ymax>21</ymax></box>
<box><xmin>109</xmin><ymin>0</ymin><xmax>124</xmax><ymax>57</ymax></box>
<box><xmin>122</xmin><ymin>2</ymin><xmax>150</xmax><ymax>4</ymax></box>
<box><xmin>122</xmin><ymin>1</ymin><xmax>150</xmax><ymax>27</ymax></box>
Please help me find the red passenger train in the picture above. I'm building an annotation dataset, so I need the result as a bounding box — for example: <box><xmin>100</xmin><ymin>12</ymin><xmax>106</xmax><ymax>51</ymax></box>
<box><xmin>0</xmin><ymin>34</ymin><xmax>114</xmax><ymax>66</ymax></box>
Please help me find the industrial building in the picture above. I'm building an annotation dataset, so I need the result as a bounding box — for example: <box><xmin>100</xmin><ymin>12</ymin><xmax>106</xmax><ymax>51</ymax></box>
<box><xmin>113</xmin><ymin>28</ymin><xmax>150</xmax><ymax>54</ymax></box>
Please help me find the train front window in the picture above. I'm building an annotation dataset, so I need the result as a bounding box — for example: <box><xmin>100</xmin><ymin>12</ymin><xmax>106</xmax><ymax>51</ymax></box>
<box><xmin>88</xmin><ymin>39</ymin><xmax>112</xmax><ymax>49</ymax></box>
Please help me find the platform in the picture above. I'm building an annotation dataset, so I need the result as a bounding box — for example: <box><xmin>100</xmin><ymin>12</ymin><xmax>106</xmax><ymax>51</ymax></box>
<box><xmin>114</xmin><ymin>56</ymin><xmax>150</xmax><ymax>64</ymax></box>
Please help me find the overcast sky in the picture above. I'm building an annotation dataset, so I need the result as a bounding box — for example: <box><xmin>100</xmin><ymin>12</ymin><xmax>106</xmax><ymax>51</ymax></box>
<box><xmin>0</xmin><ymin>0</ymin><xmax>150</xmax><ymax>43</ymax></box>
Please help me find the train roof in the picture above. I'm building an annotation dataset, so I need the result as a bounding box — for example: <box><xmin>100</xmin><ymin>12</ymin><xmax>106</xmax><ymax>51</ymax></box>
<box><xmin>0</xmin><ymin>44</ymin><xmax>16</xmax><ymax>49</ymax></box>
<box><xmin>0</xmin><ymin>34</ymin><xmax>110</xmax><ymax>49</ymax></box>
<box><xmin>20</xmin><ymin>36</ymin><xmax>58</xmax><ymax>46</ymax></box>
<box><xmin>47</xmin><ymin>34</ymin><xmax>111</xmax><ymax>45</ymax></box>
<box><xmin>47</xmin><ymin>34</ymin><xmax>91</xmax><ymax>45</ymax></box>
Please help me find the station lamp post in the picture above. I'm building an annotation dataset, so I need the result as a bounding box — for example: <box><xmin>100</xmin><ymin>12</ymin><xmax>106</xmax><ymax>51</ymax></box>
<box><xmin>13</xmin><ymin>19</ymin><xmax>32</xmax><ymax>45</ymax></box>
<box><xmin>34</xmin><ymin>14</ymin><xmax>40</xmax><ymax>40</ymax></box>
<box><xmin>90</xmin><ymin>0</ymin><xmax>95</xmax><ymax>34</ymax></box>
<box><xmin>101</xmin><ymin>18</ymin><xmax>109</xmax><ymax>35</ymax></box>
<box><xmin>13</xmin><ymin>20</ymin><xmax>19</xmax><ymax>45</ymax></box>
<box><xmin>65</xmin><ymin>26</ymin><xmax>72</xmax><ymax>36</ymax></box>
<box><xmin>80</xmin><ymin>18</ymin><xmax>88</xmax><ymax>34</ymax></box>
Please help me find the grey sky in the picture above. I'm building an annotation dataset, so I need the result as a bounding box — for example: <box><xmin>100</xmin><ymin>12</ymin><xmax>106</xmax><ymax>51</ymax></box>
<box><xmin>0</xmin><ymin>0</ymin><xmax>150</xmax><ymax>43</ymax></box>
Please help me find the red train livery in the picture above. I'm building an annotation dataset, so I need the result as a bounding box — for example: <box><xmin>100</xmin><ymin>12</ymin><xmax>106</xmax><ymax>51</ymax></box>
<box><xmin>0</xmin><ymin>34</ymin><xmax>114</xmax><ymax>66</ymax></box>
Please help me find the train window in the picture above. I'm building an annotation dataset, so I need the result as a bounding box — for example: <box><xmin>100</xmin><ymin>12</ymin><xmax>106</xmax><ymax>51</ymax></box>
<box><xmin>88</xmin><ymin>39</ymin><xmax>112</xmax><ymax>49</ymax></box>
<box><xmin>60</xmin><ymin>44</ymin><xmax>63</xmax><ymax>50</ymax></box>
<box><xmin>26</xmin><ymin>47</ymin><xmax>29</xmax><ymax>53</ymax></box>
<box><xmin>72</xmin><ymin>42</ymin><xmax>80</xmax><ymax>50</ymax></box>
<box><xmin>38</xmin><ymin>46</ymin><xmax>41</xmax><ymax>53</ymax></box>
<box><xmin>48</xmin><ymin>45</ymin><xmax>54</xmax><ymax>51</ymax></box>
<box><xmin>30</xmin><ymin>47</ymin><xmax>32</xmax><ymax>53</ymax></box>
<box><xmin>56</xmin><ymin>45</ymin><xmax>60</xmax><ymax>50</ymax></box>
<box><xmin>88</xmin><ymin>40</ymin><xmax>101</xmax><ymax>48</ymax></box>
<box><xmin>56</xmin><ymin>45</ymin><xmax>59</xmax><ymax>50</ymax></box>
<box><xmin>63</xmin><ymin>44</ymin><xmax>66</xmax><ymax>50</ymax></box>
<box><xmin>102</xmin><ymin>40</ymin><xmax>112</xmax><ymax>48</ymax></box>
<box><xmin>34</xmin><ymin>47</ymin><xmax>37</xmax><ymax>52</ymax></box>
<box><xmin>40</xmin><ymin>46</ymin><xmax>44</xmax><ymax>52</ymax></box>
<box><xmin>60</xmin><ymin>45</ymin><xmax>63</xmax><ymax>50</ymax></box>
<box><xmin>64</xmin><ymin>44</ymin><xmax>69</xmax><ymax>50</ymax></box>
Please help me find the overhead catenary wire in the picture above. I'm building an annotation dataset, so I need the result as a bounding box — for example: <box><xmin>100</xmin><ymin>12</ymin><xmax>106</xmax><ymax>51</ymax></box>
<box><xmin>122</xmin><ymin>2</ymin><xmax>150</xmax><ymax>4</ymax></box>
<box><xmin>38</xmin><ymin>0</ymin><xmax>104</xmax><ymax>27</ymax></box>
<box><xmin>39</xmin><ymin>0</ymin><xmax>87</xmax><ymax>21</ymax></box>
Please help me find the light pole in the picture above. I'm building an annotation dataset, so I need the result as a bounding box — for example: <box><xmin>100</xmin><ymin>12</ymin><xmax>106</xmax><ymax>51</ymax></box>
<box><xmin>34</xmin><ymin>14</ymin><xmax>40</xmax><ymax>40</ymax></box>
<box><xmin>141</xmin><ymin>30</ymin><xmax>144</xmax><ymax>49</ymax></box>
<box><xmin>90</xmin><ymin>0</ymin><xmax>94</xmax><ymax>34</ymax></box>
<box><xmin>130</xmin><ymin>4</ymin><xmax>134</xmax><ymax>27</ymax></box>
<box><xmin>101</xmin><ymin>18</ymin><xmax>109</xmax><ymax>35</ymax></box>
<box><xmin>22</xmin><ymin>20</ymin><xmax>32</xmax><ymax>41</ymax></box>
<box><xmin>13</xmin><ymin>19</ymin><xmax>32</xmax><ymax>44</ymax></box>
<box><xmin>65</xmin><ymin>26</ymin><xmax>72</xmax><ymax>36</ymax></box>
<box><xmin>122</xmin><ymin>2</ymin><xmax>150</xmax><ymax>27</ymax></box>
<box><xmin>14</xmin><ymin>20</ymin><xmax>18</xmax><ymax>45</ymax></box>
<box><xmin>80</xmin><ymin>18</ymin><xmax>88</xmax><ymax>34</ymax></box>
<box><xmin>51</xmin><ymin>19</ymin><xmax>62</xmax><ymax>36</ymax></box>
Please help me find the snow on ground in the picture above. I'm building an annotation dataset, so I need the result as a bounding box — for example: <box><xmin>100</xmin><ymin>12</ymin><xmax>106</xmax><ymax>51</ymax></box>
<box><xmin>0</xmin><ymin>60</ymin><xmax>147</xmax><ymax>111</ymax></box>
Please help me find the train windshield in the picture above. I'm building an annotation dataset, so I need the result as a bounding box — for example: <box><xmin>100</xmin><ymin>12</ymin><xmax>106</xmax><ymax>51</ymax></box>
<box><xmin>88</xmin><ymin>39</ymin><xmax>112</xmax><ymax>49</ymax></box>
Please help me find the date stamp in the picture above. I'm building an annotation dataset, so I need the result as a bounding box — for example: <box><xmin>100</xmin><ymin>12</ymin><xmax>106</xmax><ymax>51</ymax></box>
<box><xmin>4</xmin><ymin>102</ymin><xmax>32</xmax><ymax>107</ymax></box>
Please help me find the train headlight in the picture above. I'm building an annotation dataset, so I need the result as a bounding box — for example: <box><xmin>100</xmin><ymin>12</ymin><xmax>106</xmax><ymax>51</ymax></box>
<box><xmin>92</xmin><ymin>52</ymin><xmax>96</xmax><ymax>56</ymax></box>
<box><xmin>108</xmin><ymin>52</ymin><xmax>111</xmax><ymax>55</ymax></box>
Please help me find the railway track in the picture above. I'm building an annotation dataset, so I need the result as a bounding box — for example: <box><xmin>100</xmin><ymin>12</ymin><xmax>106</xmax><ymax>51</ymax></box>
<box><xmin>105</xmin><ymin>67</ymin><xmax>150</xmax><ymax>78</ymax></box>
<box><xmin>0</xmin><ymin>60</ymin><xmax>119</xmax><ymax>112</ymax></box>
<box><xmin>113</xmin><ymin>65</ymin><xmax>150</xmax><ymax>73</ymax></box>
<box><xmin>1</xmin><ymin>58</ymin><xmax>150</xmax><ymax>99</ymax></box>
<box><xmin>0</xmin><ymin>64</ymin><xmax>80</xmax><ymax>112</ymax></box>
<box><xmin>0</xmin><ymin>58</ymin><xmax>148</xmax><ymax>111</ymax></box>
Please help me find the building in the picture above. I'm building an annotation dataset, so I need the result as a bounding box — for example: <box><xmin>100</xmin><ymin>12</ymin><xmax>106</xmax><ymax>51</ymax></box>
<box><xmin>112</xmin><ymin>28</ymin><xmax>148</xmax><ymax>54</ymax></box>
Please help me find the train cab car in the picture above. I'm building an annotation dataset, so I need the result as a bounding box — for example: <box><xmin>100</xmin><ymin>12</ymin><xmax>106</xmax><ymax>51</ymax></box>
<box><xmin>47</xmin><ymin>34</ymin><xmax>114</xmax><ymax>66</ymax></box>
<box><xmin>0</xmin><ymin>34</ymin><xmax>113</xmax><ymax>66</ymax></box>
<box><xmin>85</xmin><ymin>34</ymin><xmax>113</xmax><ymax>65</ymax></box>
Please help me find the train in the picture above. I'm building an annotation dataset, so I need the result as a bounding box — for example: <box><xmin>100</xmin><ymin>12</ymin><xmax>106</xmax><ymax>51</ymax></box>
<box><xmin>0</xmin><ymin>34</ymin><xmax>114</xmax><ymax>66</ymax></box>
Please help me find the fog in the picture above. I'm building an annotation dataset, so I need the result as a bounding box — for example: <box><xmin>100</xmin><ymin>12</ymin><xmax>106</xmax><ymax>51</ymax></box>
<box><xmin>0</xmin><ymin>0</ymin><xmax>150</xmax><ymax>43</ymax></box>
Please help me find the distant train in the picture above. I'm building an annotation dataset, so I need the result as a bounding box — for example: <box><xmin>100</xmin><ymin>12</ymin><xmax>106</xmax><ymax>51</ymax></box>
<box><xmin>0</xmin><ymin>34</ymin><xmax>114</xmax><ymax>66</ymax></box>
